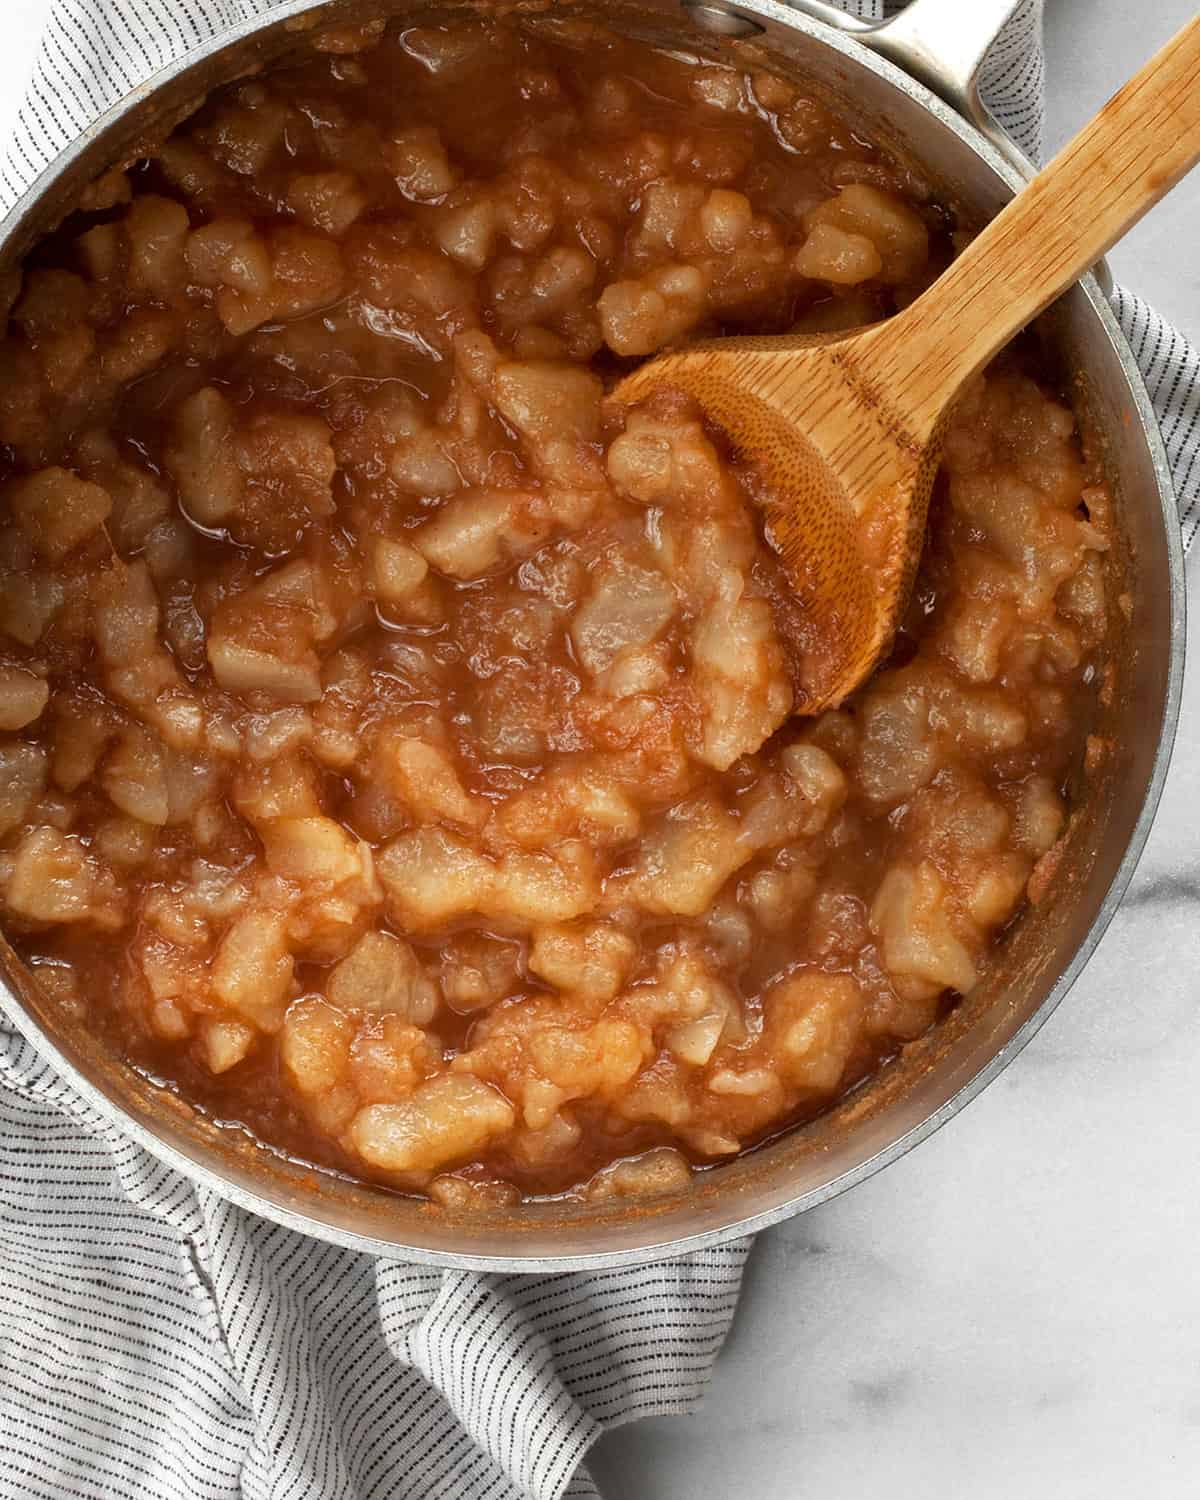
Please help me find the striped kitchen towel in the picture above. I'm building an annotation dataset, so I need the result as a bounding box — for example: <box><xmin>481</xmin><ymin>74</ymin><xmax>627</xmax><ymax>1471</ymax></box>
<box><xmin>1</xmin><ymin>3</ymin><xmax>1196</xmax><ymax>1499</ymax></box>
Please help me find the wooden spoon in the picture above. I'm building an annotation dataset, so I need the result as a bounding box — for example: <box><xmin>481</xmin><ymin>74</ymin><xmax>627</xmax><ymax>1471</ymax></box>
<box><xmin>615</xmin><ymin>16</ymin><xmax>1200</xmax><ymax>713</ymax></box>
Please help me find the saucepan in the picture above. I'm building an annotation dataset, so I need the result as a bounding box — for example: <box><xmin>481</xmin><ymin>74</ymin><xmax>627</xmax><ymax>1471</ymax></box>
<box><xmin>0</xmin><ymin>0</ymin><xmax>1183</xmax><ymax>1269</ymax></box>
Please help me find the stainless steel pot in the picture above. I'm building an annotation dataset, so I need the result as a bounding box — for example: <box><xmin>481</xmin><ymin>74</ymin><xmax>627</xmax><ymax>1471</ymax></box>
<box><xmin>0</xmin><ymin>0</ymin><xmax>1183</xmax><ymax>1269</ymax></box>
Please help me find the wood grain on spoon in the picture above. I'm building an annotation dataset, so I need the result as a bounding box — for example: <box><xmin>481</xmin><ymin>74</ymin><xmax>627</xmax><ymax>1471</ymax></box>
<box><xmin>615</xmin><ymin>15</ymin><xmax>1200</xmax><ymax>713</ymax></box>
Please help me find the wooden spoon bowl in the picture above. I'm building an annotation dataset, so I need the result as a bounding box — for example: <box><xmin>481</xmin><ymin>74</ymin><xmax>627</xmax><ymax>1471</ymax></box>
<box><xmin>616</xmin><ymin>16</ymin><xmax>1200</xmax><ymax>713</ymax></box>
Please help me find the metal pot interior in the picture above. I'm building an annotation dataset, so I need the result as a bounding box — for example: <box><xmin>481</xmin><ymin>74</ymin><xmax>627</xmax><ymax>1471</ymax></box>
<box><xmin>0</xmin><ymin>0</ymin><xmax>1182</xmax><ymax>1269</ymax></box>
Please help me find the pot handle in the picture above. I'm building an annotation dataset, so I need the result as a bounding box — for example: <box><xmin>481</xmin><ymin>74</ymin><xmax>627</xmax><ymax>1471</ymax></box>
<box><xmin>782</xmin><ymin>0</ymin><xmax>1033</xmax><ymax>179</ymax></box>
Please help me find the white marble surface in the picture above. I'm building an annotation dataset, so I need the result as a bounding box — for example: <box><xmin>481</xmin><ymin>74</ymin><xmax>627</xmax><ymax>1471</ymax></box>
<box><xmin>1</xmin><ymin>3</ymin><xmax>1197</xmax><ymax>1497</ymax></box>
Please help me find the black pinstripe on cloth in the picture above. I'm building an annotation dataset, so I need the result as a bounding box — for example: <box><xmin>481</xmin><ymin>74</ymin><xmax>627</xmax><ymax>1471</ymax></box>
<box><xmin>1</xmin><ymin>1024</ymin><xmax>748</xmax><ymax>1499</ymax></box>
<box><xmin>0</xmin><ymin>2</ymin><xmax>1195</xmax><ymax>1497</ymax></box>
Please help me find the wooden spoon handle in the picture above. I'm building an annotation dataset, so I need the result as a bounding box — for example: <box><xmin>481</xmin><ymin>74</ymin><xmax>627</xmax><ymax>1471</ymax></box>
<box><xmin>870</xmin><ymin>15</ymin><xmax>1200</xmax><ymax>427</ymax></box>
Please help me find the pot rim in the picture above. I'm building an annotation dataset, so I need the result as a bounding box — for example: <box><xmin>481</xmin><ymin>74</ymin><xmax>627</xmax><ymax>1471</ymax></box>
<box><xmin>0</xmin><ymin>0</ymin><xmax>1185</xmax><ymax>1270</ymax></box>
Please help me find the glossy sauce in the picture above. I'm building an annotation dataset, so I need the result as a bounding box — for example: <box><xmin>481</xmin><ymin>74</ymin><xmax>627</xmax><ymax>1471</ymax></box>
<box><xmin>0</xmin><ymin>17</ymin><xmax>1108</xmax><ymax>1206</ymax></box>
